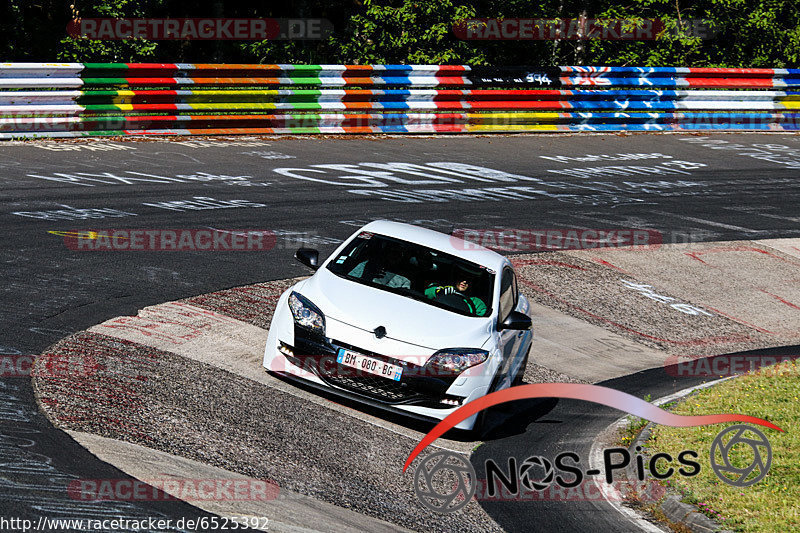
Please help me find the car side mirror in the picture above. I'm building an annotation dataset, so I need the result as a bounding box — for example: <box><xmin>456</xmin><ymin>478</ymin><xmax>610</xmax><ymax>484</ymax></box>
<box><xmin>499</xmin><ymin>311</ymin><xmax>532</xmax><ymax>331</ymax></box>
<box><xmin>295</xmin><ymin>248</ymin><xmax>320</xmax><ymax>270</ymax></box>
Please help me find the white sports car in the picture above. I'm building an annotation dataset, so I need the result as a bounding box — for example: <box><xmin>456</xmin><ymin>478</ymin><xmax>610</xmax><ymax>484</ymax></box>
<box><xmin>263</xmin><ymin>220</ymin><xmax>533</xmax><ymax>431</ymax></box>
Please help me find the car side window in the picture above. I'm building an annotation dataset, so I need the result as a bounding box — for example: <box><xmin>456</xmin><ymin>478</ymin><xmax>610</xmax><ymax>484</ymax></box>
<box><xmin>512</xmin><ymin>270</ymin><xmax>519</xmax><ymax>309</ymax></box>
<box><xmin>499</xmin><ymin>268</ymin><xmax>515</xmax><ymax>320</ymax></box>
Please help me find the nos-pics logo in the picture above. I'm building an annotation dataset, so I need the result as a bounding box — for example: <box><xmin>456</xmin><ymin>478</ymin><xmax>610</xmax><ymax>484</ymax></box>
<box><xmin>413</xmin><ymin>424</ymin><xmax>772</xmax><ymax>513</ymax></box>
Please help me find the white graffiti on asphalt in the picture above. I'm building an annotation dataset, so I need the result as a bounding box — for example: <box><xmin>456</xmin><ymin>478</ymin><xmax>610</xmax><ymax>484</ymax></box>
<box><xmin>546</xmin><ymin>160</ymin><xmax>706</xmax><ymax>179</ymax></box>
<box><xmin>539</xmin><ymin>152</ymin><xmax>674</xmax><ymax>163</ymax></box>
<box><xmin>12</xmin><ymin>205</ymin><xmax>137</xmax><ymax>221</ymax></box>
<box><xmin>240</xmin><ymin>150</ymin><xmax>296</xmax><ymax>160</ymax></box>
<box><xmin>679</xmin><ymin>137</ymin><xmax>800</xmax><ymax>169</ymax></box>
<box><xmin>32</xmin><ymin>142</ymin><xmax>136</xmax><ymax>152</ymax></box>
<box><xmin>273</xmin><ymin>162</ymin><xmax>537</xmax><ymax>188</ymax></box>
<box><xmin>271</xmin><ymin>161</ymin><xmax>709</xmax><ymax>205</ymax></box>
<box><xmin>27</xmin><ymin>171</ymin><xmax>269</xmax><ymax>187</ymax></box>
<box><xmin>142</xmin><ymin>197</ymin><xmax>266</xmax><ymax>212</ymax></box>
<box><xmin>621</xmin><ymin>279</ymin><xmax>713</xmax><ymax>316</ymax></box>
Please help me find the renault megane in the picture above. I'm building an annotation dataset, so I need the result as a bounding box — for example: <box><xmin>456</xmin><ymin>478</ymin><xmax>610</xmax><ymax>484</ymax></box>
<box><xmin>263</xmin><ymin>220</ymin><xmax>533</xmax><ymax>431</ymax></box>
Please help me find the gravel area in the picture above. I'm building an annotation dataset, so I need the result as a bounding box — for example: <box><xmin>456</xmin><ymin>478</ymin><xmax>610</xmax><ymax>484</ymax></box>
<box><xmin>522</xmin><ymin>361</ymin><xmax>588</xmax><ymax>385</ymax></box>
<box><xmin>182</xmin><ymin>278</ymin><xmax>304</xmax><ymax>330</ymax></box>
<box><xmin>511</xmin><ymin>253</ymin><xmax>774</xmax><ymax>356</ymax></box>
<box><xmin>33</xmin><ymin>331</ymin><xmax>502</xmax><ymax>533</ymax></box>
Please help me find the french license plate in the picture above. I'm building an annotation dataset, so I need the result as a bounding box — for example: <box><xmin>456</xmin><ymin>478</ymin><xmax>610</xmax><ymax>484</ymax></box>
<box><xmin>336</xmin><ymin>348</ymin><xmax>403</xmax><ymax>381</ymax></box>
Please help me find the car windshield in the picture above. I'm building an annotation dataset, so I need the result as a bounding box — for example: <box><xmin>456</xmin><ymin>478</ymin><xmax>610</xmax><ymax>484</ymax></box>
<box><xmin>326</xmin><ymin>232</ymin><xmax>494</xmax><ymax>317</ymax></box>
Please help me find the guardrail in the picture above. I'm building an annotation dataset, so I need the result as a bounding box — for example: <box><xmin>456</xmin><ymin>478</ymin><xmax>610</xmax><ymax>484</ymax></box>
<box><xmin>2</xmin><ymin>63</ymin><xmax>800</xmax><ymax>137</ymax></box>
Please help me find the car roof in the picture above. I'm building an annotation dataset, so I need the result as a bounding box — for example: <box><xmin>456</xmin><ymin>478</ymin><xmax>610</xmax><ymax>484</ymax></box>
<box><xmin>359</xmin><ymin>220</ymin><xmax>509</xmax><ymax>273</ymax></box>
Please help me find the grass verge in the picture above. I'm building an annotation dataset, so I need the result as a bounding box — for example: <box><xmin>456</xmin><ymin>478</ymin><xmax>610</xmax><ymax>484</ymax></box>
<box><xmin>648</xmin><ymin>360</ymin><xmax>799</xmax><ymax>532</ymax></box>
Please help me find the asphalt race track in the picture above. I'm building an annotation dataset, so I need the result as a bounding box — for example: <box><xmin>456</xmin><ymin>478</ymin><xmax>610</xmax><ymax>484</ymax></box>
<box><xmin>2</xmin><ymin>133</ymin><xmax>800</xmax><ymax>532</ymax></box>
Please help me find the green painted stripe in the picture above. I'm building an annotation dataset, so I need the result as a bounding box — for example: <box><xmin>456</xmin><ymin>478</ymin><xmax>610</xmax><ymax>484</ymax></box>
<box><xmin>290</xmin><ymin>127</ymin><xmax>322</xmax><ymax>133</ymax></box>
<box><xmin>287</xmin><ymin>65</ymin><xmax>323</xmax><ymax>77</ymax></box>
<box><xmin>86</xmin><ymin>129</ymin><xmax>126</xmax><ymax>135</ymax></box>
<box><xmin>82</xmin><ymin>78</ymin><xmax>131</xmax><ymax>85</ymax></box>
<box><xmin>83</xmin><ymin>63</ymin><xmax>130</xmax><ymax>70</ymax></box>
<box><xmin>286</xmin><ymin>66</ymin><xmax>323</xmax><ymax>83</ymax></box>
<box><xmin>82</xmin><ymin>105</ymin><xmax>132</xmax><ymax>112</ymax></box>
<box><xmin>78</xmin><ymin>90</ymin><xmax>128</xmax><ymax>96</ymax></box>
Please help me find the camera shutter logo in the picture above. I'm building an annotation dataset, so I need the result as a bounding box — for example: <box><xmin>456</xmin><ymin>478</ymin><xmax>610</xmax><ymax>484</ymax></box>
<box><xmin>710</xmin><ymin>425</ymin><xmax>772</xmax><ymax>487</ymax></box>
<box><xmin>413</xmin><ymin>451</ymin><xmax>476</xmax><ymax>513</ymax></box>
<box><xmin>519</xmin><ymin>456</ymin><xmax>555</xmax><ymax>491</ymax></box>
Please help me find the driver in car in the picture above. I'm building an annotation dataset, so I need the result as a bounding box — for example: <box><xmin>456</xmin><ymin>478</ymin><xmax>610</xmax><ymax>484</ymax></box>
<box><xmin>424</xmin><ymin>279</ymin><xmax>487</xmax><ymax>316</ymax></box>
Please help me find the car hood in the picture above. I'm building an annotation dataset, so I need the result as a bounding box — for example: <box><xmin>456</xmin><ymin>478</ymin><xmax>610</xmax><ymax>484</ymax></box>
<box><xmin>295</xmin><ymin>269</ymin><xmax>493</xmax><ymax>351</ymax></box>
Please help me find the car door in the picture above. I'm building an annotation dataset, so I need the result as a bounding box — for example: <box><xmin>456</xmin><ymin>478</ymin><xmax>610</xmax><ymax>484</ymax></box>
<box><xmin>496</xmin><ymin>267</ymin><xmax>522</xmax><ymax>387</ymax></box>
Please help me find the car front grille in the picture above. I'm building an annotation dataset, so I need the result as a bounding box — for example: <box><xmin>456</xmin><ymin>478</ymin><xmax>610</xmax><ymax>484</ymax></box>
<box><xmin>289</xmin><ymin>328</ymin><xmax>455</xmax><ymax>405</ymax></box>
<box><xmin>319</xmin><ymin>372</ymin><xmax>416</xmax><ymax>402</ymax></box>
<box><xmin>318</xmin><ymin>340</ymin><xmax>420</xmax><ymax>403</ymax></box>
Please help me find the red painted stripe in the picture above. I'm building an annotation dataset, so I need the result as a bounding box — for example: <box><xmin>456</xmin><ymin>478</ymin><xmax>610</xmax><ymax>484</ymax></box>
<box><xmin>128</xmin><ymin>90</ymin><xmax>181</xmax><ymax>103</ymax></box>
<box><xmin>467</xmin><ymin>100</ymin><xmax>573</xmax><ymax>110</ymax></box>
<box><xmin>591</xmin><ymin>257</ymin><xmax>631</xmax><ymax>274</ymax></box>
<box><xmin>758</xmin><ymin>289</ymin><xmax>800</xmax><ymax>311</ymax></box>
<box><xmin>434</xmin><ymin>76</ymin><xmax>469</xmax><ymax>85</ymax></box>
<box><xmin>436</xmin><ymin>65</ymin><xmax>468</xmax><ymax>74</ymax></box>
<box><xmin>684</xmin><ymin>78</ymin><xmax>775</xmax><ymax>88</ymax></box>
<box><xmin>702</xmin><ymin>305</ymin><xmax>776</xmax><ymax>335</ymax></box>
<box><xmin>686</xmin><ymin>68</ymin><xmax>777</xmax><ymax>76</ymax></box>
<box><xmin>122</xmin><ymin>77</ymin><xmax>181</xmax><ymax>86</ymax></box>
<box><xmin>124</xmin><ymin>63</ymin><xmax>179</xmax><ymax>70</ymax></box>
<box><xmin>685</xmin><ymin>246</ymin><xmax>800</xmax><ymax>267</ymax></box>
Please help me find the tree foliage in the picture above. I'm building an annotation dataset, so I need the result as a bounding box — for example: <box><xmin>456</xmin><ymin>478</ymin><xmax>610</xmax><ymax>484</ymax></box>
<box><xmin>0</xmin><ymin>0</ymin><xmax>798</xmax><ymax>66</ymax></box>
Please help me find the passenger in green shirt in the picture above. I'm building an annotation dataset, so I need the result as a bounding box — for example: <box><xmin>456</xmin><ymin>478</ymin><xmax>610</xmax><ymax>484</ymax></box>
<box><xmin>425</xmin><ymin>279</ymin><xmax>487</xmax><ymax>316</ymax></box>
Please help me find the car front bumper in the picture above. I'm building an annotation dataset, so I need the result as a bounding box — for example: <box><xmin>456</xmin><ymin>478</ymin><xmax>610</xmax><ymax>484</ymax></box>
<box><xmin>263</xmin><ymin>299</ymin><xmax>491</xmax><ymax>430</ymax></box>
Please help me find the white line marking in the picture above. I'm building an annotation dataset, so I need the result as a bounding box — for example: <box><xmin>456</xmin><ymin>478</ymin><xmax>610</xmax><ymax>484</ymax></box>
<box><xmin>650</xmin><ymin>210</ymin><xmax>765</xmax><ymax>233</ymax></box>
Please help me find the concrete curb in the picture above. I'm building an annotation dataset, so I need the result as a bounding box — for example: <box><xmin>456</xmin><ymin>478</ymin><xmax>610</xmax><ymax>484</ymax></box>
<box><xmin>68</xmin><ymin>431</ymin><xmax>412</xmax><ymax>533</ymax></box>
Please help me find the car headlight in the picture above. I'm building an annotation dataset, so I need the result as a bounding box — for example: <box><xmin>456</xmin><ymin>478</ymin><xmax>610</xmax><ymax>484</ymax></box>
<box><xmin>425</xmin><ymin>348</ymin><xmax>489</xmax><ymax>375</ymax></box>
<box><xmin>288</xmin><ymin>292</ymin><xmax>325</xmax><ymax>335</ymax></box>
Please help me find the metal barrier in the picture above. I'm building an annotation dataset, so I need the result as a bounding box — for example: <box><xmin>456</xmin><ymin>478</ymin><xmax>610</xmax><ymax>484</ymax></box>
<box><xmin>2</xmin><ymin>63</ymin><xmax>800</xmax><ymax>137</ymax></box>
